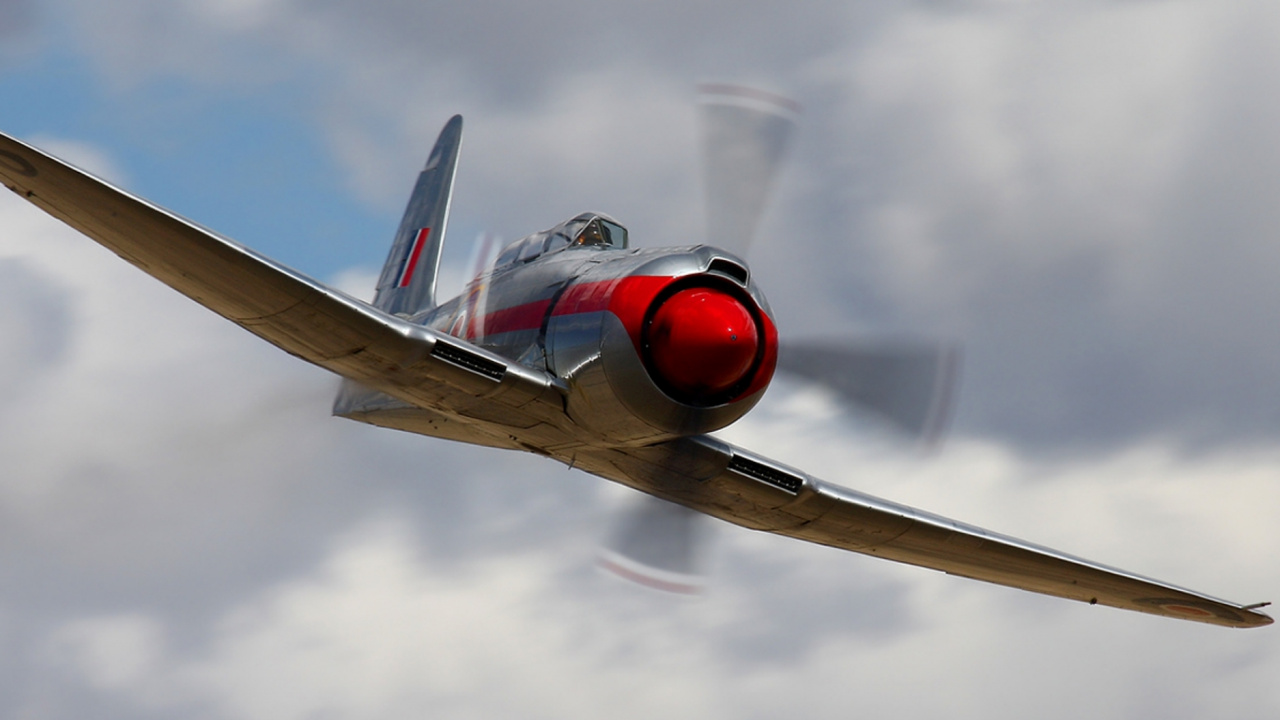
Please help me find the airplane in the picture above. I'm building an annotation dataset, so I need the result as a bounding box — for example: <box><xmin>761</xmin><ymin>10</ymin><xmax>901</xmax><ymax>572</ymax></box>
<box><xmin>0</xmin><ymin>86</ymin><xmax>1270</xmax><ymax>629</ymax></box>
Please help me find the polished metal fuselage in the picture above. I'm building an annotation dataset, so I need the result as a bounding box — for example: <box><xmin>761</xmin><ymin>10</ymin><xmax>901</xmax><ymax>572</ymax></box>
<box><xmin>337</xmin><ymin>241</ymin><xmax>774</xmax><ymax>448</ymax></box>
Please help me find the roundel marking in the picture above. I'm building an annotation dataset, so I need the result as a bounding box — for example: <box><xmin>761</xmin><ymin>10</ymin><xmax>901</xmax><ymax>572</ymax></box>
<box><xmin>1161</xmin><ymin>603</ymin><xmax>1215</xmax><ymax>618</ymax></box>
<box><xmin>0</xmin><ymin>150</ymin><xmax>37</xmax><ymax>178</ymax></box>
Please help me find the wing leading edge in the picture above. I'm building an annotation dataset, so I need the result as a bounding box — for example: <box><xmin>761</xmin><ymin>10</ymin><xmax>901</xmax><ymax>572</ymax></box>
<box><xmin>0</xmin><ymin>131</ymin><xmax>567</xmax><ymax>437</ymax></box>
<box><xmin>579</xmin><ymin>437</ymin><xmax>1272</xmax><ymax>628</ymax></box>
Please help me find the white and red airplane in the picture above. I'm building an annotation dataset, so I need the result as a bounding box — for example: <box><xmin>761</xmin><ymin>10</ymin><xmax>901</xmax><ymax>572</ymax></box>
<box><xmin>0</xmin><ymin>86</ymin><xmax>1269</xmax><ymax>628</ymax></box>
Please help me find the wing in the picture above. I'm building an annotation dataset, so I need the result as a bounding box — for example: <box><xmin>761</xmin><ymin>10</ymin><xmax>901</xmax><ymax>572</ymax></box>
<box><xmin>577</xmin><ymin>437</ymin><xmax>1272</xmax><ymax>628</ymax></box>
<box><xmin>0</xmin><ymin>132</ymin><xmax>566</xmax><ymax>441</ymax></box>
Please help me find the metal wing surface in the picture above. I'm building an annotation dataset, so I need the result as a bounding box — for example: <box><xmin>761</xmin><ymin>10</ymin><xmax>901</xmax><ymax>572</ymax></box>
<box><xmin>0</xmin><ymin>132</ymin><xmax>565</xmax><ymax>444</ymax></box>
<box><xmin>577</xmin><ymin>437</ymin><xmax>1272</xmax><ymax>628</ymax></box>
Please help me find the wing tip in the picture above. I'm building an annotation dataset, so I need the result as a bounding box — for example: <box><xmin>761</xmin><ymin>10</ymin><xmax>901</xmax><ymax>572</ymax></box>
<box><xmin>1240</xmin><ymin>602</ymin><xmax>1273</xmax><ymax>628</ymax></box>
<box><xmin>1133</xmin><ymin>596</ymin><xmax>1274</xmax><ymax>628</ymax></box>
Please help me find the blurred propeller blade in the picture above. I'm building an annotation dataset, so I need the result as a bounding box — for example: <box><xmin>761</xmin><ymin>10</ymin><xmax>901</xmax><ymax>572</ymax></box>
<box><xmin>601</xmin><ymin>85</ymin><xmax>798</xmax><ymax>594</ymax></box>
<box><xmin>698</xmin><ymin>83</ymin><xmax>799</xmax><ymax>256</ymax></box>
<box><xmin>599</xmin><ymin>494</ymin><xmax>710</xmax><ymax>594</ymax></box>
<box><xmin>454</xmin><ymin>233</ymin><xmax>500</xmax><ymax>340</ymax></box>
<box><xmin>777</xmin><ymin>341</ymin><xmax>962</xmax><ymax>445</ymax></box>
<box><xmin>465</xmin><ymin>232</ymin><xmax>502</xmax><ymax>282</ymax></box>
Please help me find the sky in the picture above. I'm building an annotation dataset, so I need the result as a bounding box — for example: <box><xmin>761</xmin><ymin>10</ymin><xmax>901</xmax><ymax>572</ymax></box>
<box><xmin>0</xmin><ymin>1</ymin><xmax>1278</xmax><ymax>718</ymax></box>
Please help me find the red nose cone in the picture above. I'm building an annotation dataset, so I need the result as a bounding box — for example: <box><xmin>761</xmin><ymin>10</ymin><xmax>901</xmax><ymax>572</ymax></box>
<box><xmin>646</xmin><ymin>287</ymin><xmax>760</xmax><ymax>400</ymax></box>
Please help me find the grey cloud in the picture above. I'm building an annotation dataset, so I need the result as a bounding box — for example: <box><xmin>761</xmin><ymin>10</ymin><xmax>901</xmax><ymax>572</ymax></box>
<box><xmin>0</xmin><ymin>259</ymin><xmax>71</xmax><ymax>408</ymax></box>
<box><xmin>0</xmin><ymin>0</ymin><xmax>33</xmax><ymax>39</ymax></box>
<box><xmin>293</xmin><ymin>0</ymin><xmax>858</xmax><ymax>97</ymax></box>
<box><xmin>742</xmin><ymin>4</ymin><xmax>1280</xmax><ymax>450</ymax></box>
<box><xmin>52</xmin><ymin>0</ymin><xmax>860</xmax><ymax>101</ymax></box>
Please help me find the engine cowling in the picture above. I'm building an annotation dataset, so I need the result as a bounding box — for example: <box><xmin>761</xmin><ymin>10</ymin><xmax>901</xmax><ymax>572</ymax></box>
<box><xmin>545</xmin><ymin>250</ymin><xmax>777</xmax><ymax>446</ymax></box>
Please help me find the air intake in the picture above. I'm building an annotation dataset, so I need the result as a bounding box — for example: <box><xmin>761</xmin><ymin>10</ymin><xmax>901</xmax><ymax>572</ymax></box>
<box><xmin>708</xmin><ymin>258</ymin><xmax>749</xmax><ymax>285</ymax></box>
<box><xmin>727</xmin><ymin>454</ymin><xmax>803</xmax><ymax>494</ymax></box>
<box><xmin>431</xmin><ymin>340</ymin><xmax>506</xmax><ymax>381</ymax></box>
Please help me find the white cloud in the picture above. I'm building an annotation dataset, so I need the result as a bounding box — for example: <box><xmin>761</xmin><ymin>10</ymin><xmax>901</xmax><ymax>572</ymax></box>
<box><xmin>47</xmin><ymin>614</ymin><xmax>166</xmax><ymax>693</ymax></box>
<box><xmin>173</xmin><ymin>519</ymin><xmax>723</xmax><ymax>720</ymax></box>
<box><xmin>840</xmin><ymin>1</ymin><xmax>1222</xmax><ymax>297</ymax></box>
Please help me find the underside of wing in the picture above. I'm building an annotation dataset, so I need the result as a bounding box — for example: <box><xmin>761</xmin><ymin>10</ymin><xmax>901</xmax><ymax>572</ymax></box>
<box><xmin>0</xmin><ymin>132</ymin><xmax>566</xmax><ymax>434</ymax></box>
<box><xmin>577</xmin><ymin>437</ymin><xmax>1272</xmax><ymax>629</ymax></box>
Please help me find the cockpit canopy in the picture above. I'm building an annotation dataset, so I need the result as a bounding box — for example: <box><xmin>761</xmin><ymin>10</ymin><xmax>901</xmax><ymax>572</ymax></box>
<box><xmin>495</xmin><ymin>213</ymin><xmax>628</xmax><ymax>268</ymax></box>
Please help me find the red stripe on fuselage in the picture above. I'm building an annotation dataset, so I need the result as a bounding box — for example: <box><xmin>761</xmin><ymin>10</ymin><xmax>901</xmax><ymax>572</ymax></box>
<box><xmin>398</xmin><ymin>227</ymin><xmax>431</xmax><ymax>288</ymax></box>
<box><xmin>472</xmin><ymin>277</ymin><xmax>671</xmax><ymax>339</ymax></box>
<box><xmin>550</xmin><ymin>278</ymin><xmax>626</xmax><ymax>316</ymax></box>
<box><xmin>482</xmin><ymin>298</ymin><xmax>552</xmax><ymax>336</ymax></box>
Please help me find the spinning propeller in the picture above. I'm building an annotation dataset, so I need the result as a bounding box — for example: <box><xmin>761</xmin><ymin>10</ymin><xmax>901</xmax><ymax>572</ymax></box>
<box><xmin>599</xmin><ymin>84</ymin><xmax>961</xmax><ymax>593</ymax></box>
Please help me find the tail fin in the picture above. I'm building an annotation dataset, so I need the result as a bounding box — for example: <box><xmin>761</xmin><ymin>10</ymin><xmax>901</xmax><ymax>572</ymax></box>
<box><xmin>373</xmin><ymin>115</ymin><xmax>463</xmax><ymax>316</ymax></box>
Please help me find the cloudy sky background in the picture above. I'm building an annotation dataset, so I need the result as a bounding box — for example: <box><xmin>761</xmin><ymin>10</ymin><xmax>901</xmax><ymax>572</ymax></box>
<box><xmin>1</xmin><ymin>0</ymin><xmax>1279</xmax><ymax>717</ymax></box>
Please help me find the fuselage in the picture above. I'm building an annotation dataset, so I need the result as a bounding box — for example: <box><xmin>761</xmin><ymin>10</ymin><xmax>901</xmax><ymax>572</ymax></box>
<box><xmin>404</xmin><ymin>213</ymin><xmax>780</xmax><ymax>445</ymax></box>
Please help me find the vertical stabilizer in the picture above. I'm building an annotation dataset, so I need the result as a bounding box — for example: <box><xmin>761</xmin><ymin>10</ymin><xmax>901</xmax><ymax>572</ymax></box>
<box><xmin>373</xmin><ymin>115</ymin><xmax>463</xmax><ymax>316</ymax></box>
